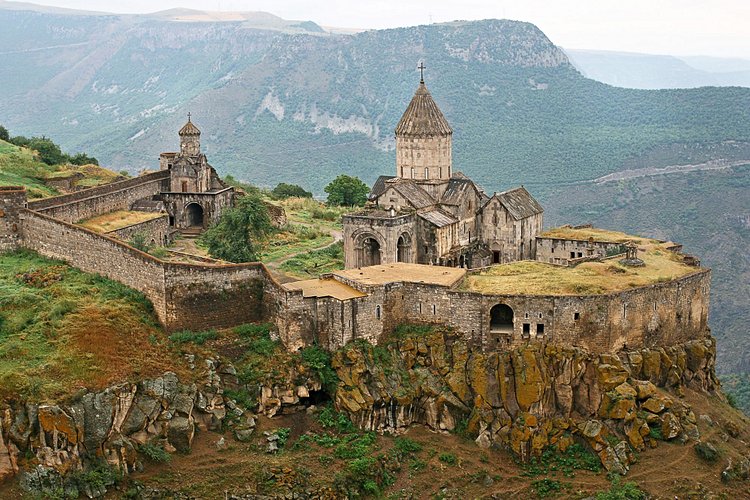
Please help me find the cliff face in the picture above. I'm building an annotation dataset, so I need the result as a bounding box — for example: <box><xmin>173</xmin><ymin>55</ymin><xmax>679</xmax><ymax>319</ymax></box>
<box><xmin>330</xmin><ymin>328</ymin><xmax>719</xmax><ymax>474</ymax></box>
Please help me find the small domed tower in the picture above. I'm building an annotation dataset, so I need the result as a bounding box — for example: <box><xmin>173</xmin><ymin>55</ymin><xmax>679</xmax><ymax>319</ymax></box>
<box><xmin>178</xmin><ymin>114</ymin><xmax>201</xmax><ymax>156</ymax></box>
<box><xmin>395</xmin><ymin>65</ymin><xmax>453</xmax><ymax>181</ymax></box>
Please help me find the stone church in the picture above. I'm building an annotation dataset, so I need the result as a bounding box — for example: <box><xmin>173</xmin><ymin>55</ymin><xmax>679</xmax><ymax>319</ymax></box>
<box><xmin>343</xmin><ymin>74</ymin><xmax>544</xmax><ymax>269</ymax></box>
<box><xmin>157</xmin><ymin>116</ymin><xmax>234</xmax><ymax>230</ymax></box>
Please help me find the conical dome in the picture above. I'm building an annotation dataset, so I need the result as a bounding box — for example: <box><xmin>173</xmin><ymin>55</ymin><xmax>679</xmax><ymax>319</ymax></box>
<box><xmin>179</xmin><ymin>118</ymin><xmax>201</xmax><ymax>136</ymax></box>
<box><xmin>394</xmin><ymin>82</ymin><xmax>452</xmax><ymax>137</ymax></box>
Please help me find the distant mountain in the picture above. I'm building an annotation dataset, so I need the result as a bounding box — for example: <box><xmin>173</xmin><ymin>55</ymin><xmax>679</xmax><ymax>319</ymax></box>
<box><xmin>0</xmin><ymin>4</ymin><xmax>749</xmax><ymax>375</ymax></box>
<box><xmin>566</xmin><ymin>49</ymin><xmax>750</xmax><ymax>89</ymax></box>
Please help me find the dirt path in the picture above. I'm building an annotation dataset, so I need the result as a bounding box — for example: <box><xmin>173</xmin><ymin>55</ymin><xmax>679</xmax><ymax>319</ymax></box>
<box><xmin>263</xmin><ymin>229</ymin><xmax>342</xmax><ymax>282</ymax></box>
<box><xmin>592</xmin><ymin>159</ymin><xmax>750</xmax><ymax>184</ymax></box>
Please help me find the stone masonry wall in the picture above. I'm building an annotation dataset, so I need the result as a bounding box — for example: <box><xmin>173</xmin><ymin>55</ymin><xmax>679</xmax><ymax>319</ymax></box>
<box><xmin>28</xmin><ymin>171</ymin><xmax>170</xmax><ymax>223</ymax></box>
<box><xmin>536</xmin><ymin>237</ymin><xmax>625</xmax><ymax>265</ymax></box>
<box><xmin>107</xmin><ymin>214</ymin><xmax>172</xmax><ymax>247</ymax></box>
<box><xmin>0</xmin><ymin>186</ymin><xmax>26</xmax><ymax>252</ymax></box>
<box><xmin>18</xmin><ymin>209</ymin><xmax>277</xmax><ymax>333</ymax></box>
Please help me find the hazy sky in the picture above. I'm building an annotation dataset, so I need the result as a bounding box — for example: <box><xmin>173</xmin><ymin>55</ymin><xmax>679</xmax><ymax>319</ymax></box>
<box><xmin>20</xmin><ymin>0</ymin><xmax>750</xmax><ymax>58</ymax></box>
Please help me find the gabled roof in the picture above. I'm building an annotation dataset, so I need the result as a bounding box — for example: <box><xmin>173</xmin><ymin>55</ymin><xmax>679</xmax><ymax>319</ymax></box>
<box><xmin>418</xmin><ymin>208</ymin><xmax>458</xmax><ymax>228</ymax></box>
<box><xmin>441</xmin><ymin>174</ymin><xmax>483</xmax><ymax>206</ymax></box>
<box><xmin>369</xmin><ymin>175</ymin><xmax>396</xmax><ymax>201</ymax></box>
<box><xmin>485</xmin><ymin>186</ymin><xmax>544</xmax><ymax>220</ymax></box>
<box><xmin>394</xmin><ymin>82</ymin><xmax>452</xmax><ymax>137</ymax></box>
<box><xmin>382</xmin><ymin>179</ymin><xmax>435</xmax><ymax>210</ymax></box>
<box><xmin>179</xmin><ymin>118</ymin><xmax>201</xmax><ymax>136</ymax></box>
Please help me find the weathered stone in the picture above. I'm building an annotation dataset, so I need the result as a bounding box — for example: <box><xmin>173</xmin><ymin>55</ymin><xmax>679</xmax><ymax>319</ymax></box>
<box><xmin>661</xmin><ymin>412</ymin><xmax>682</xmax><ymax>440</ymax></box>
<box><xmin>167</xmin><ymin>416</ymin><xmax>194</xmax><ymax>453</ymax></box>
<box><xmin>641</xmin><ymin>397</ymin><xmax>666</xmax><ymax>414</ymax></box>
<box><xmin>631</xmin><ymin>380</ymin><xmax>657</xmax><ymax>400</ymax></box>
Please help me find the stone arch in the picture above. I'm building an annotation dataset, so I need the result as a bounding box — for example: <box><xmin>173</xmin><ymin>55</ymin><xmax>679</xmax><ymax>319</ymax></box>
<box><xmin>397</xmin><ymin>232</ymin><xmax>412</xmax><ymax>263</ymax></box>
<box><xmin>490</xmin><ymin>304</ymin><xmax>514</xmax><ymax>334</ymax></box>
<box><xmin>185</xmin><ymin>202</ymin><xmax>204</xmax><ymax>227</ymax></box>
<box><xmin>354</xmin><ymin>232</ymin><xmax>383</xmax><ymax>267</ymax></box>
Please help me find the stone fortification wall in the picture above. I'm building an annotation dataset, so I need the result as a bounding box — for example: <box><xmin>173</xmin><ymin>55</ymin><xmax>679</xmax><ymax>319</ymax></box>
<box><xmin>373</xmin><ymin>270</ymin><xmax>710</xmax><ymax>354</ymax></box>
<box><xmin>28</xmin><ymin>171</ymin><xmax>170</xmax><ymax>223</ymax></box>
<box><xmin>18</xmin><ymin>209</ymin><xmax>276</xmax><ymax>332</ymax></box>
<box><xmin>0</xmin><ymin>186</ymin><xmax>26</xmax><ymax>251</ymax></box>
<box><xmin>284</xmin><ymin>268</ymin><xmax>711</xmax><ymax>354</ymax></box>
<box><xmin>107</xmin><ymin>214</ymin><xmax>173</xmax><ymax>247</ymax></box>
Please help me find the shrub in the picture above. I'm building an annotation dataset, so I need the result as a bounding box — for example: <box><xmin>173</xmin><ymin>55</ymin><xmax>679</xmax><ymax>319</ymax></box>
<box><xmin>317</xmin><ymin>405</ymin><xmax>356</xmax><ymax>433</ymax></box>
<box><xmin>200</xmin><ymin>192</ymin><xmax>274</xmax><ymax>262</ymax></box>
<box><xmin>438</xmin><ymin>452</ymin><xmax>458</xmax><ymax>465</ymax></box>
<box><xmin>271</xmin><ymin>182</ymin><xmax>312</xmax><ymax>199</ymax></box>
<box><xmin>595</xmin><ymin>475</ymin><xmax>647</xmax><ymax>499</ymax></box>
<box><xmin>137</xmin><ymin>443</ymin><xmax>171</xmax><ymax>463</ymax></box>
<box><xmin>393</xmin><ymin>437</ymin><xmax>423</xmax><ymax>457</ymax></box>
<box><xmin>532</xmin><ymin>478</ymin><xmax>562</xmax><ymax>498</ymax></box>
<box><xmin>276</xmin><ymin>427</ymin><xmax>291</xmax><ymax>448</ymax></box>
<box><xmin>300</xmin><ymin>345</ymin><xmax>339</xmax><ymax>392</ymax></box>
<box><xmin>168</xmin><ymin>329</ymin><xmax>218</xmax><ymax>345</ymax></box>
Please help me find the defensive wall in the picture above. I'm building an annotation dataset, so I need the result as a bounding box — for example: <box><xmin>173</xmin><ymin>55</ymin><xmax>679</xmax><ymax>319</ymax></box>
<box><xmin>105</xmin><ymin>214</ymin><xmax>174</xmax><ymax>247</ymax></box>
<box><xmin>27</xmin><ymin>171</ymin><xmax>170</xmax><ymax>223</ymax></box>
<box><xmin>276</xmin><ymin>264</ymin><xmax>711</xmax><ymax>355</ymax></box>
<box><xmin>0</xmin><ymin>186</ymin><xmax>26</xmax><ymax>252</ymax></box>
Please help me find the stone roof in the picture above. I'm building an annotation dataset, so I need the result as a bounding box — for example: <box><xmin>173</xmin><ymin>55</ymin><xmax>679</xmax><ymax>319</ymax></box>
<box><xmin>369</xmin><ymin>175</ymin><xmax>396</xmax><ymax>201</ymax></box>
<box><xmin>418</xmin><ymin>208</ymin><xmax>458</xmax><ymax>228</ymax></box>
<box><xmin>441</xmin><ymin>175</ymin><xmax>481</xmax><ymax>206</ymax></box>
<box><xmin>394</xmin><ymin>82</ymin><xmax>452</xmax><ymax>137</ymax></box>
<box><xmin>384</xmin><ymin>179</ymin><xmax>435</xmax><ymax>209</ymax></box>
<box><xmin>488</xmin><ymin>186</ymin><xmax>544</xmax><ymax>220</ymax></box>
<box><xmin>179</xmin><ymin>118</ymin><xmax>201</xmax><ymax>136</ymax></box>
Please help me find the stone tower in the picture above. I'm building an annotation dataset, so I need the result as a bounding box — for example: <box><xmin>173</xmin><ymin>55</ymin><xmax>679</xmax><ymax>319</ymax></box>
<box><xmin>394</xmin><ymin>71</ymin><xmax>453</xmax><ymax>181</ymax></box>
<box><xmin>179</xmin><ymin>115</ymin><xmax>201</xmax><ymax>156</ymax></box>
<box><xmin>0</xmin><ymin>186</ymin><xmax>26</xmax><ymax>251</ymax></box>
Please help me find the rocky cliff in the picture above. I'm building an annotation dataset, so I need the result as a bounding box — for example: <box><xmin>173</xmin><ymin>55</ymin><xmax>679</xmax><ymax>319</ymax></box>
<box><xmin>329</xmin><ymin>328</ymin><xmax>719</xmax><ymax>475</ymax></box>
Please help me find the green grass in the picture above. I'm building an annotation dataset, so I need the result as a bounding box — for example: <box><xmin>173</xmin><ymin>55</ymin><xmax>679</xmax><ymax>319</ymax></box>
<box><xmin>0</xmin><ymin>249</ymin><xmax>175</xmax><ymax>400</ymax></box>
<box><xmin>168</xmin><ymin>329</ymin><xmax>218</xmax><ymax>345</ymax></box>
<box><xmin>279</xmin><ymin>242</ymin><xmax>344</xmax><ymax>278</ymax></box>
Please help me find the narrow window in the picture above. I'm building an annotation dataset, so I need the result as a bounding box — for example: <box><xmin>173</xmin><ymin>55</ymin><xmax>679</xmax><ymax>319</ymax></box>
<box><xmin>523</xmin><ymin>323</ymin><xmax>531</xmax><ymax>337</ymax></box>
<box><xmin>574</xmin><ymin>312</ymin><xmax>580</xmax><ymax>321</ymax></box>
<box><xmin>551</xmin><ymin>247</ymin><xmax>555</xmax><ymax>253</ymax></box>
<box><xmin>653</xmin><ymin>301</ymin><xmax>657</xmax><ymax>312</ymax></box>
<box><xmin>577</xmin><ymin>252</ymin><xmax>583</xmax><ymax>258</ymax></box>
<box><xmin>538</xmin><ymin>313</ymin><xmax>543</xmax><ymax>319</ymax></box>
<box><xmin>570</xmin><ymin>251</ymin><xmax>575</xmax><ymax>259</ymax></box>
<box><xmin>432</xmin><ymin>304</ymin><xmax>436</xmax><ymax>315</ymax></box>
<box><xmin>537</xmin><ymin>324</ymin><xmax>545</xmax><ymax>335</ymax></box>
<box><xmin>622</xmin><ymin>304</ymin><xmax>627</xmax><ymax>319</ymax></box>
<box><xmin>424</xmin><ymin>167</ymin><xmax>429</xmax><ymax>179</ymax></box>
<box><xmin>376</xmin><ymin>305</ymin><xmax>381</xmax><ymax>320</ymax></box>
<box><xmin>524</xmin><ymin>312</ymin><xmax>529</xmax><ymax>319</ymax></box>
<box><xmin>419</xmin><ymin>302</ymin><xmax>422</xmax><ymax>314</ymax></box>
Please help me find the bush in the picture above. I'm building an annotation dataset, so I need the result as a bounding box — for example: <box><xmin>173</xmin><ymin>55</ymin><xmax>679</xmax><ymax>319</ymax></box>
<box><xmin>393</xmin><ymin>437</ymin><xmax>423</xmax><ymax>457</ymax></box>
<box><xmin>235</xmin><ymin>323</ymin><xmax>278</xmax><ymax>356</ymax></box>
<box><xmin>137</xmin><ymin>442</ymin><xmax>172</xmax><ymax>463</ymax></box>
<box><xmin>318</xmin><ymin>405</ymin><xmax>356</xmax><ymax>433</ymax></box>
<box><xmin>168</xmin><ymin>329</ymin><xmax>218</xmax><ymax>345</ymax></box>
<box><xmin>595</xmin><ymin>475</ymin><xmax>647</xmax><ymax>499</ymax></box>
<box><xmin>438</xmin><ymin>452</ymin><xmax>458</xmax><ymax>465</ymax></box>
<box><xmin>532</xmin><ymin>478</ymin><xmax>562</xmax><ymax>498</ymax></box>
<box><xmin>300</xmin><ymin>345</ymin><xmax>339</xmax><ymax>392</ymax></box>
<box><xmin>271</xmin><ymin>182</ymin><xmax>312</xmax><ymax>199</ymax></box>
<box><xmin>200</xmin><ymin>192</ymin><xmax>274</xmax><ymax>262</ymax></box>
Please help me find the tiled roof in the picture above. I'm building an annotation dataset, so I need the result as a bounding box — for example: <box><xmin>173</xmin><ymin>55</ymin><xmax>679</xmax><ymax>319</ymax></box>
<box><xmin>385</xmin><ymin>179</ymin><xmax>435</xmax><ymax>209</ymax></box>
<box><xmin>493</xmin><ymin>186</ymin><xmax>544</xmax><ymax>220</ymax></box>
<box><xmin>394</xmin><ymin>82</ymin><xmax>452</xmax><ymax>137</ymax></box>
<box><xmin>369</xmin><ymin>175</ymin><xmax>396</xmax><ymax>201</ymax></box>
<box><xmin>441</xmin><ymin>176</ymin><xmax>480</xmax><ymax>206</ymax></box>
<box><xmin>179</xmin><ymin>119</ymin><xmax>201</xmax><ymax>136</ymax></box>
<box><xmin>418</xmin><ymin>208</ymin><xmax>458</xmax><ymax>228</ymax></box>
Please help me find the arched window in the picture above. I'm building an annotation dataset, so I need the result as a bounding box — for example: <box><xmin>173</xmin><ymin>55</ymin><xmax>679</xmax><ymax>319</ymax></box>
<box><xmin>376</xmin><ymin>305</ymin><xmax>381</xmax><ymax>320</ymax></box>
<box><xmin>424</xmin><ymin>167</ymin><xmax>429</xmax><ymax>179</ymax></box>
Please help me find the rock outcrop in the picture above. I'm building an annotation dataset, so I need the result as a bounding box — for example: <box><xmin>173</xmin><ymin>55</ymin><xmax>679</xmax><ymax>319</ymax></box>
<box><xmin>0</xmin><ymin>358</ymin><xmax>248</xmax><ymax>490</ymax></box>
<box><xmin>331</xmin><ymin>330</ymin><xmax>719</xmax><ymax>473</ymax></box>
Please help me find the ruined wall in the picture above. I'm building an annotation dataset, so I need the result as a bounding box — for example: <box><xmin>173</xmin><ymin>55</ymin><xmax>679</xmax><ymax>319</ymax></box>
<box><xmin>28</xmin><ymin>171</ymin><xmax>171</xmax><ymax>223</ymax></box>
<box><xmin>107</xmin><ymin>214</ymin><xmax>172</xmax><ymax>247</ymax></box>
<box><xmin>536</xmin><ymin>237</ymin><xmax>625</xmax><ymax>265</ymax></box>
<box><xmin>0</xmin><ymin>186</ymin><xmax>26</xmax><ymax>252</ymax></box>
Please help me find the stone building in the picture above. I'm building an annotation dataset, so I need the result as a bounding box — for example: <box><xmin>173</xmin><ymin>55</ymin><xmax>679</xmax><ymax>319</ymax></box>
<box><xmin>343</xmin><ymin>74</ymin><xmax>543</xmax><ymax>269</ymax></box>
<box><xmin>158</xmin><ymin>116</ymin><xmax>234</xmax><ymax>230</ymax></box>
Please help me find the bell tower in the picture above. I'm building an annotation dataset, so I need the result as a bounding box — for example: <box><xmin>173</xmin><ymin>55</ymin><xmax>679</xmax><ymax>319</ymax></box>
<box><xmin>394</xmin><ymin>64</ymin><xmax>453</xmax><ymax>181</ymax></box>
<box><xmin>178</xmin><ymin>113</ymin><xmax>201</xmax><ymax>156</ymax></box>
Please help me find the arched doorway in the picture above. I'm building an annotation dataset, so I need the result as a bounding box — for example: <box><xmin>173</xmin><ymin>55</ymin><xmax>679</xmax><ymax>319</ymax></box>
<box><xmin>397</xmin><ymin>233</ymin><xmax>411</xmax><ymax>263</ymax></box>
<box><xmin>186</xmin><ymin>203</ymin><xmax>204</xmax><ymax>227</ymax></box>
<box><xmin>362</xmin><ymin>237</ymin><xmax>381</xmax><ymax>267</ymax></box>
<box><xmin>490</xmin><ymin>304</ymin><xmax>514</xmax><ymax>333</ymax></box>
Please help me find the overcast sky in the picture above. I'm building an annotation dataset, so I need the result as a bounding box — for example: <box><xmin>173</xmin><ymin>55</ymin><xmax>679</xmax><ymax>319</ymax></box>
<box><xmin>19</xmin><ymin>0</ymin><xmax>750</xmax><ymax>58</ymax></box>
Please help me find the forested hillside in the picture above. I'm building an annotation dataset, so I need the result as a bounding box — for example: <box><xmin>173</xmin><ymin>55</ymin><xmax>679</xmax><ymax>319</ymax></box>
<box><xmin>1</xmin><ymin>5</ymin><xmax>749</xmax><ymax>379</ymax></box>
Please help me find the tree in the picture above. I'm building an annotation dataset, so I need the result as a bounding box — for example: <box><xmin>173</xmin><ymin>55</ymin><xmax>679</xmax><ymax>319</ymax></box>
<box><xmin>271</xmin><ymin>182</ymin><xmax>312</xmax><ymax>200</ymax></box>
<box><xmin>0</xmin><ymin>125</ymin><xmax>9</xmax><ymax>142</ymax></box>
<box><xmin>69</xmin><ymin>152</ymin><xmax>99</xmax><ymax>166</ymax></box>
<box><xmin>199</xmin><ymin>193</ymin><xmax>275</xmax><ymax>262</ymax></box>
<box><xmin>324</xmin><ymin>175</ymin><xmax>369</xmax><ymax>206</ymax></box>
<box><xmin>27</xmin><ymin>136</ymin><xmax>66</xmax><ymax>165</ymax></box>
